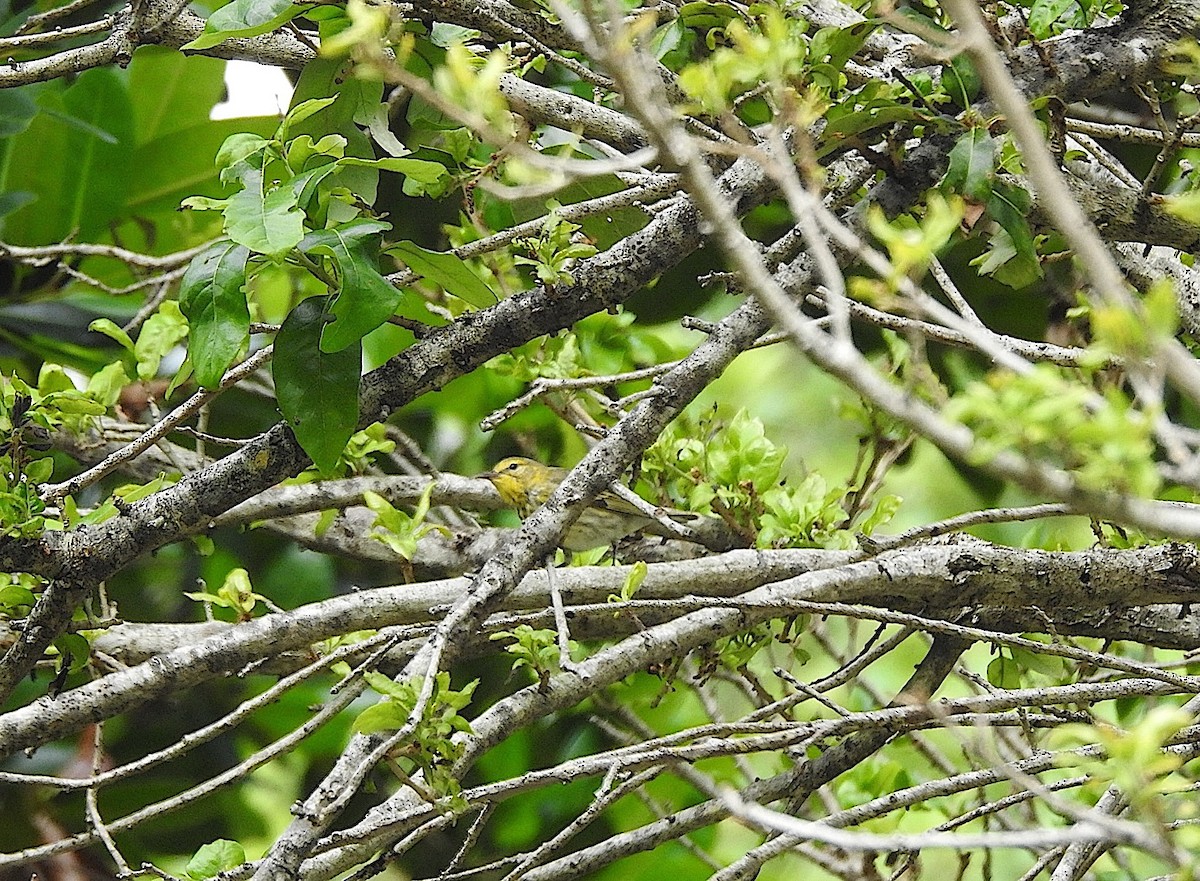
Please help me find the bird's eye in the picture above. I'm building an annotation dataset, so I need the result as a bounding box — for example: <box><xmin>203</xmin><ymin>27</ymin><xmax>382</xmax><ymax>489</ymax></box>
<box><xmin>506</xmin><ymin>463</ymin><xmax>520</xmax><ymax>471</ymax></box>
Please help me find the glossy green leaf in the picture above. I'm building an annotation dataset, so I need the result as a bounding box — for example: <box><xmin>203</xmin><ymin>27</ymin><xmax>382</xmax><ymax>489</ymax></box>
<box><xmin>387</xmin><ymin>241</ymin><xmax>497</xmax><ymax>308</ymax></box>
<box><xmin>216</xmin><ymin>132</ymin><xmax>271</xmax><ymax>179</ymax></box>
<box><xmin>273</xmin><ymin>296</ymin><xmax>361</xmax><ymax>473</ymax></box>
<box><xmin>943</xmin><ymin>127</ymin><xmax>995</xmax><ymax>201</ymax></box>
<box><xmin>339</xmin><ymin>156</ymin><xmax>447</xmax><ymax>181</ymax></box>
<box><xmin>224</xmin><ymin>169</ymin><xmax>306</xmax><ymax>259</ymax></box>
<box><xmin>286</xmin><ymin>61</ymin><xmax>382</xmax><ymax>220</ymax></box>
<box><xmin>810</xmin><ymin>21</ymin><xmax>876</xmax><ymax>71</ymax></box>
<box><xmin>183</xmin><ymin>0</ymin><xmax>309</xmax><ymax>50</ymax></box>
<box><xmin>310</xmin><ymin>231</ymin><xmax>406</xmax><ymax>352</ymax></box>
<box><xmin>290</xmin><ymin>162</ymin><xmax>341</xmax><ymax>213</ymax></box>
<box><xmin>678</xmin><ymin>0</ymin><xmax>741</xmax><ymax>29</ymax></box>
<box><xmin>339</xmin><ymin>156</ymin><xmax>450</xmax><ymax>196</ymax></box>
<box><xmin>179</xmin><ymin>240</ymin><xmax>251</xmax><ymax>387</ymax></box>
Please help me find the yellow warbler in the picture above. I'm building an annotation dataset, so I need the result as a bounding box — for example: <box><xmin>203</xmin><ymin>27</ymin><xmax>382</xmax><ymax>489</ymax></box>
<box><xmin>480</xmin><ymin>456</ymin><xmax>689</xmax><ymax>551</ymax></box>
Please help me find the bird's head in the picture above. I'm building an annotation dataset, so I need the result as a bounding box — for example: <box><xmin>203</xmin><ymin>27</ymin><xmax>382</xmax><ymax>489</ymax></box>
<box><xmin>479</xmin><ymin>456</ymin><xmax>544</xmax><ymax>509</ymax></box>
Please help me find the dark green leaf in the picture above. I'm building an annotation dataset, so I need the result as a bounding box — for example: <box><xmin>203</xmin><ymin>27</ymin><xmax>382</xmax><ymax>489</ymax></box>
<box><xmin>273</xmin><ymin>296</ymin><xmax>361</xmax><ymax>473</ymax></box>
<box><xmin>943</xmin><ymin>127</ymin><xmax>995</xmax><ymax>200</ymax></box>
<box><xmin>299</xmin><ymin>218</ymin><xmax>391</xmax><ymax>252</ymax></box>
<box><xmin>678</xmin><ymin>0</ymin><xmax>741</xmax><ymax>29</ymax></box>
<box><xmin>308</xmin><ymin>232</ymin><xmax>407</xmax><ymax>352</ymax></box>
<box><xmin>972</xmin><ymin>180</ymin><xmax>1043</xmax><ymax>288</ymax></box>
<box><xmin>986</xmin><ymin>180</ymin><xmax>1041</xmax><ymax>285</ymax></box>
<box><xmin>52</xmin><ymin>632</ymin><xmax>90</xmax><ymax>673</ymax></box>
<box><xmin>987</xmin><ymin>655</ymin><xmax>1021</xmax><ymax>689</ymax></box>
<box><xmin>179</xmin><ymin>240</ymin><xmax>251</xmax><ymax>388</ymax></box>
<box><xmin>291</xmin><ymin>162</ymin><xmax>341</xmax><ymax>212</ymax></box>
<box><xmin>386</xmin><ymin>241</ymin><xmax>498</xmax><ymax>308</ymax></box>
<box><xmin>277</xmin><ymin>65</ymin><xmax>384</xmax><ymax>225</ymax></box>
<box><xmin>944</xmin><ymin>54</ymin><xmax>981</xmax><ymax>108</ymax></box>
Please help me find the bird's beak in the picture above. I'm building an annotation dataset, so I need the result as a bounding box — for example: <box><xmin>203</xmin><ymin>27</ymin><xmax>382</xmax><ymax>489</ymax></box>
<box><xmin>477</xmin><ymin>470</ymin><xmax>497</xmax><ymax>480</ymax></box>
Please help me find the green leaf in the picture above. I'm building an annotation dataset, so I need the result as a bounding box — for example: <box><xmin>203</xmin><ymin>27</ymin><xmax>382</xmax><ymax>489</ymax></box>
<box><xmin>285</xmin><ymin>61</ymin><xmax>383</xmax><ymax>220</ymax></box>
<box><xmin>280</xmin><ymin>96</ymin><xmax>340</xmax><ymax>138</ymax></box>
<box><xmin>25</xmin><ymin>457</ymin><xmax>54</xmax><ymax>485</ymax></box>
<box><xmin>135</xmin><ymin>301</ymin><xmax>189</xmax><ymax>381</ymax></box>
<box><xmin>353</xmin><ymin>699</ymin><xmax>408</xmax><ymax>734</ymax></box>
<box><xmin>216</xmin><ymin>132</ymin><xmax>271</xmax><ymax>180</ymax></box>
<box><xmin>987</xmin><ymin>654</ymin><xmax>1021</xmax><ymax>688</ymax></box>
<box><xmin>89</xmin><ymin>319</ymin><xmax>135</xmax><ymax>352</ymax></box>
<box><xmin>1028</xmin><ymin>0</ymin><xmax>1078</xmax><ymax>37</ymax></box>
<box><xmin>179</xmin><ymin>240</ymin><xmax>252</xmax><ymax>388</ymax></box>
<box><xmin>0</xmin><ymin>192</ymin><xmax>36</xmax><ymax>219</ymax></box>
<box><xmin>273</xmin><ymin>296</ymin><xmax>361</xmax><ymax>473</ymax></box>
<box><xmin>944</xmin><ymin>53</ymin><xmax>981</xmax><ymax>108</ymax></box>
<box><xmin>185</xmin><ymin>840</ymin><xmax>247</xmax><ymax>880</ymax></box>
<box><xmin>386</xmin><ymin>241</ymin><xmax>498</xmax><ymax>308</ymax></box>
<box><xmin>224</xmin><ymin>169</ymin><xmax>306</xmax><ymax>259</ymax></box>
<box><xmin>943</xmin><ymin>127</ymin><xmax>995</xmax><ymax>201</ymax></box>
<box><xmin>128</xmin><ymin>48</ymin><xmax>227</xmax><ymax>145</ymax></box>
<box><xmin>299</xmin><ymin>218</ymin><xmax>391</xmax><ymax>252</ymax></box>
<box><xmin>85</xmin><ymin>362</ymin><xmax>129</xmax><ymax>408</ymax></box>
<box><xmin>1165</xmin><ymin>191</ymin><xmax>1200</xmax><ymax>224</ymax></box>
<box><xmin>339</xmin><ymin>155</ymin><xmax>450</xmax><ymax>188</ymax></box>
<box><xmin>982</xmin><ymin>180</ymin><xmax>1042</xmax><ymax>287</ymax></box>
<box><xmin>180</xmin><ymin>195</ymin><xmax>230</xmax><ymax>211</ymax></box>
<box><xmin>303</xmin><ymin>228</ymin><xmax>405</xmax><ymax>352</ymax></box>
<box><xmin>822</xmin><ymin>105</ymin><xmax>917</xmax><ymax>140</ymax></box>
<box><xmin>51</xmin><ymin>632</ymin><xmax>90</xmax><ymax>673</ymax></box>
<box><xmin>1</xmin><ymin>69</ymin><xmax>134</xmax><ymax>244</ymax></box>
<box><xmin>678</xmin><ymin>1</ymin><xmax>742</xmax><ymax>30</ymax></box>
<box><xmin>285</xmin><ymin>133</ymin><xmax>348</xmax><ymax>170</ymax></box>
<box><xmin>183</xmin><ymin>0</ymin><xmax>309</xmax><ymax>50</ymax></box>
<box><xmin>290</xmin><ymin>161</ymin><xmax>341</xmax><ymax>213</ymax></box>
<box><xmin>0</xmin><ymin>89</ymin><xmax>37</xmax><ymax>138</ymax></box>
<box><xmin>133</xmin><ymin>116</ymin><xmax>277</xmax><ymax>215</ymax></box>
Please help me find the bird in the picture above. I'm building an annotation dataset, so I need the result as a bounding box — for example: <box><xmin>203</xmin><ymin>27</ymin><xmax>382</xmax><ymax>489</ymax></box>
<box><xmin>479</xmin><ymin>456</ymin><xmax>693</xmax><ymax>552</ymax></box>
